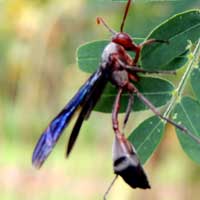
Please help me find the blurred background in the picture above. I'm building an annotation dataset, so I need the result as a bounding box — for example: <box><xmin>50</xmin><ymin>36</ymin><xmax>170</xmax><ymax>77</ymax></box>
<box><xmin>0</xmin><ymin>0</ymin><xmax>200</xmax><ymax>199</ymax></box>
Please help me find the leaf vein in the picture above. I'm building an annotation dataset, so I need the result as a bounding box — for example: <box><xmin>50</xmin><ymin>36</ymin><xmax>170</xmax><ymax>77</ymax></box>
<box><xmin>137</xmin><ymin>120</ymin><xmax>163</xmax><ymax>153</ymax></box>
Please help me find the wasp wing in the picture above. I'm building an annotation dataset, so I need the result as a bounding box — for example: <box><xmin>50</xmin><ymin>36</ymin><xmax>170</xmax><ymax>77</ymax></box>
<box><xmin>66</xmin><ymin>74</ymin><xmax>107</xmax><ymax>156</ymax></box>
<box><xmin>32</xmin><ymin>69</ymin><xmax>104</xmax><ymax>168</ymax></box>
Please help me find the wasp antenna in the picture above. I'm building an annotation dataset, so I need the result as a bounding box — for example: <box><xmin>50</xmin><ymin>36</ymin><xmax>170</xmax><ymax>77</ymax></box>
<box><xmin>96</xmin><ymin>17</ymin><xmax>116</xmax><ymax>35</ymax></box>
<box><xmin>120</xmin><ymin>0</ymin><xmax>132</xmax><ymax>32</ymax></box>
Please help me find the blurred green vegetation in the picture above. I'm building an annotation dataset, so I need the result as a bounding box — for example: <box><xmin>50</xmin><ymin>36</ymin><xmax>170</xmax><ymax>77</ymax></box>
<box><xmin>0</xmin><ymin>0</ymin><xmax>200</xmax><ymax>200</ymax></box>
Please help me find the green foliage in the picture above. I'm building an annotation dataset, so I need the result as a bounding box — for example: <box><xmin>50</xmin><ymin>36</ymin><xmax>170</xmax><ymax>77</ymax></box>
<box><xmin>191</xmin><ymin>67</ymin><xmax>200</xmax><ymax>101</ymax></box>
<box><xmin>95</xmin><ymin>77</ymin><xmax>174</xmax><ymax>112</ymax></box>
<box><xmin>77</xmin><ymin>40</ymin><xmax>109</xmax><ymax>73</ymax></box>
<box><xmin>172</xmin><ymin>63</ymin><xmax>200</xmax><ymax>163</ymax></box>
<box><xmin>1</xmin><ymin>0</ymin><xmax>199</xmax><ymax>199</ymax></box>
<box><xmin>173</xmin><ymin>97</ymin><xmax>200</xmax><ymax>163</ymax></box>
<box><xmin>141</xmin><ymin>10</ymin><xmax>200</xmax><ymax>70</ymax></box>
<box><xmin>129</xmin><ymin>116</ymin><xmax>165</xmax><ymax>164</ymax></box>
<box><xmin>77</xmin><ymin>39</ymin><xmax>142</xmax><ymax>73</ymax></box>
<box><xmin>161</xmin><ymin>50</ymin><xmax>189</xmax><ymax>71</ymax></box>
<box><xmin>77</xmin><ymin>9</ymin><xmax>200</xmax><ymax>164</ymax></box>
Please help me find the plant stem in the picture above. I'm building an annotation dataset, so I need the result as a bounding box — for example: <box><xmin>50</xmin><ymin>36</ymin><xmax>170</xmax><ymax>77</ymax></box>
<box><xmin>164</xmin><ymin>39</ymin><xmax>200</xmax><ymax>118</ymax></box>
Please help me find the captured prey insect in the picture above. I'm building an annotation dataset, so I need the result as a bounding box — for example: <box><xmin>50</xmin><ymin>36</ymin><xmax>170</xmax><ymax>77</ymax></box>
<box><xmin>32</xmin><ymin>0</ymin><xmax>200</xmax><ymax>195</ymax></box>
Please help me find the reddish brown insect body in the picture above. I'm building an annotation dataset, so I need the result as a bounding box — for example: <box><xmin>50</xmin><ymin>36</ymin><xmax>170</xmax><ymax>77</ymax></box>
<box><xmin>33</xmin><ymin>0</ymin><xmax>199</xmax><ymax>199</ymax></box>
<box><xmin>97</xmin><ymin>1</ymin><xmax>175</xmax><ymax>198</ymax></box>
<box><xmin>96</xmin><ymin>0</ymin><xmax>165</xmax><ymax>194</ymax></box>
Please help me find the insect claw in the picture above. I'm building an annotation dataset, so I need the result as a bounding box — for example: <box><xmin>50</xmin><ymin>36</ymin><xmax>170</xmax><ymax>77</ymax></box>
<box><xmin>155</xmin><ymin>39</ymin><xmax>170</xmax><ymax>45</ymax></box>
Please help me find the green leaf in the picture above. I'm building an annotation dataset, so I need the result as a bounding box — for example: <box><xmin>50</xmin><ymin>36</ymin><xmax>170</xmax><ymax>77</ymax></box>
<box><xmin>191</xmin><ymin>67</ymin><xmax>200</xmax><ymax>101</ymax></box>
<box><xmin>141</xmin><ymin>10</ymin><xmax>200</xmax><ymax>70</ymax></box>
<box><xmin>160</xmin><ymin>50</ymin><xmax>189</xmax><ymax>70</ymax></box>
<box><xmin>77</xmin><ymin>39</ymin><xmax>142</xmax><ymax>73</ymax></box>
<box><xmin>95</xmin><ymin>77</ymin><xmax>174</xmax><ymax>112</ymax></box>
<box><xmin>77</xmin><ymin>40</ymin><xmax>109</xmax><ymax>73</ymax></box>
<box><xmin>128</xmin><ymin>116</ymin><xmax>165</xmax><ymax>164</ymax></box>
<box><xmin>77</xmin><ymin>11</ymin><xmax>196</xmax><ymax>73</ymax></box>
<box><xmin>173</xmin><ymin>97</ymin><xmax>200</xmax><ymax>164</ymax></box>
<box><xmin>77</xmin><ymin>39</ymin><xmax>187</xmax><ymax>73</ymax></box>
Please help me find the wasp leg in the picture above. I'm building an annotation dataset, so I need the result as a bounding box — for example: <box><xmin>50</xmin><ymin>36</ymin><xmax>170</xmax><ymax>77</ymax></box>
<box><xmin>126</xmin><ymin>82</ymin><xmax>200</xmax><ymax>144</ymax></box>
<box><xmin>123</xmin><ymin>92</ymin><xmax>134</xmax><ymax>129</ymax></box>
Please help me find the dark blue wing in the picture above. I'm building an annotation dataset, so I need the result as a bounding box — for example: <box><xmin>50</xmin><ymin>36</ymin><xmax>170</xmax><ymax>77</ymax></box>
<box><xmin>66</xmin><ymin>74</ymin><xmax>107</xmax><ymax>156</ymax></box>
<box><xmin>32</xmin><ymin>69</ymin><xmax>104</xmax><ymax>168</ymax></box>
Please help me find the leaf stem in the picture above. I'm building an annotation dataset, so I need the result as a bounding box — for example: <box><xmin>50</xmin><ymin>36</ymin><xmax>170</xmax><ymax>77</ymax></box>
<box><xmin>177</xmin><ymin>40</ymin><xmax>200</xmax><ymax>97</ymax></box>
<box><xmin>164</xmin><ymin>39</ymin><xmax>200</xmax><ymax>118</ymax></box>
